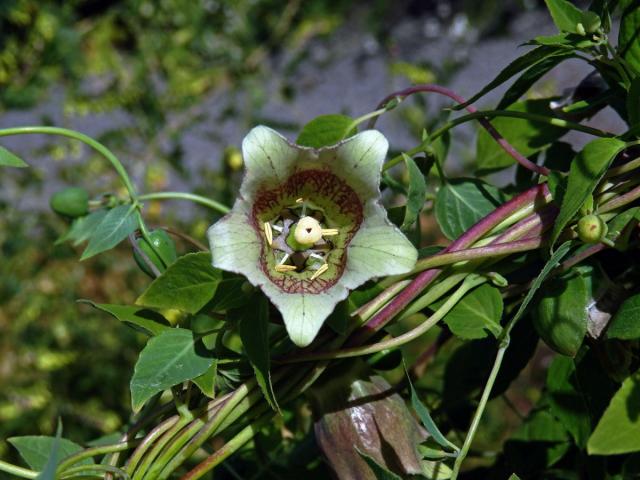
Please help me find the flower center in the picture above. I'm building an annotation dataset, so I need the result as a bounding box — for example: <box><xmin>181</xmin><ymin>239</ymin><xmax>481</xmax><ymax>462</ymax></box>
<box><xmin>251</xmin><ymin>169</ymin><xmax>363</xmax><ymax>294</ymax></box>
<box><xmin>262</xmin><ymin>200</ymin><xmax>339</xmax><ymax>280</ymax></box>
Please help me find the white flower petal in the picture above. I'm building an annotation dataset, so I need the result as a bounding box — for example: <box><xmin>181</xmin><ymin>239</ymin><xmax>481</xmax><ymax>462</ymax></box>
<box><xmin>327</xmin><ymin>130</ymin><xmax>389</xmax><ymax>201</ymax></box>
<box><xmin>241</xmin><ymin>126</ymin><xmax>307</xmax><ymax>198</ymax></box>
<box><xmin>263</xmin><ymin>283</ymin><xmax>349</xmax><ymax>347</ymax></box>
<box><xmin>341</xmin><ymin>201</ymin><xmax>418</xmax><ymax>289</ymax></box>
<box><xmin>207</xmin><ymin>199</ymin><xmax>264</xmax><ymax>280</ymax></box>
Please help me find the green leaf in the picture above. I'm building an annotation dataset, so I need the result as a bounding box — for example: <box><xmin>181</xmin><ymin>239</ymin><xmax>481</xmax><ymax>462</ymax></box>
<box><xmin>81</xmin><ymin>205</ymin><xmax>137</xmax><ymax>260</ymax></box>
<box><xmin>355</xmin><ymin>447</ymin><xmax>402</xmax><ymax>480</ymax></box>
<box><xmin>9</xmin><ymin>436</ymin><xmax>92</xmax><ymax>471</ymax></box>
<box><xmin>506</xmin><ymin>399</ymin><xmax>571</xmax><ymax>472</ymax></box>
<box><xmin>476</xmin><ymin>99</ymin><xmax>567</xmax><ymax>173</ymax></box>
<box><xmin>546</xmin><ymin>356</ymin><xmax>591</xmax><ymax>447</ymax></box>
<box><xmin>509</xmin><ymin>475</ymin><xmax>522</xmax><ymax>480</ymax></box>
<box><xmin>0</xmin><ymin>145</ymin><xmax>28</xmax><ymax>167</ymax></box>
<box><xmin>607</xmin><ymin>294</ymin><xmax>640</xmax><ymax>339</ymax></box>
<box><xmin>438</xmin><ymin>284</ymin><xmax>503</xmax><ymax>339</ymax></box>
<box><xmin>422</xmin><ymin>460</ymin><xmax>453</xmax><ymax>479</ymax></box>
<box><xmin>238</xmin><ymin>295</ymin><xmax>279</xmax><ymax>412</ymax></box>
<box><xmin>511</xmin><ymin>403</ymin><xmax>569</xmax><ymax>443</ymax></box>
<box><xmin>56</xmin><ymin>209</ymin><xmax>108</xmax><ymax>246</ymax></box>
<box><xmin>208</xmin><ymin>273</ymin><xmax>248</xmax><ymax>312</ymax></box>
<box><xmin>544</xmin><ymin>0</ymin><xmax>585</xmax><ymax>33</ymax></box>
<box><xmin>550</xmin><ymin>138</ymin><xmax>626</xmax><ymax>246</ymax></box>
<box><xmin>619</xmin><ymin>2</ymin><xmax>640</xmax><ymax>77</ymax></box>
<box><xmin>456</xmin><ymin>46</ymin><xmax>569</xmax><ymax>109</ymax></box>
<box><xmin>401</xmin><ymin>154</ymin><xmax>427</xmax><ymax>230</ymax></box>
<box><xmin>588</xmin><ymin>372</ymin><xmax>640</xmax><ymax>455</ymax></box>
<box><xmin>533</xmin><ymin>271</ymin><xmax>589</xmax><ymax>356</ymax></box>
<box><xmin>136</xmin><ymin>252</ymin><xmax>222</xmax><ymax>314</ymax></box>
<box><xmin>130</xmin><ymin>328</ymin><xmax>214</xmax><ymax>411</ymax></box>
<box><xmin>513</xmin><ymin>240</ymin><xmax>573</xmax><ymax>323</ymax></box>
<box><xmin>628</xmin><ymin>77</ymin><xmax>640</xmax><ymax>126</ymax></box>
<box><xmin>193</xmin><ymin>360</ymin><xmax>218</xmax><ymax>398</ymax></box>
<box><xmin>80</xmin><ymin>301</ymin><xmax>171</xmax><ymax>336</ymax></box>
<box><xmin>498</xmin><ymin>52</ymin><xmax>574</xmax><ymax>109</ymax></box>
<box><xmin>435</xmin><ymin>179</ymin><xmax>505</xmax><ymax>240</ymax></box>
<box><xmin>35</xmin><ymin>420</ymin><xmax>62</xmax><ymax>480</ymax></box>
<box><xmin>606</xmin><ymin>206</ymin><xmax>640</xmax><ymax>249</ymax></box>
<box><xmin>409</xmin><ymin>377</ymin><xmax>459</xmax><ymax>453</ymax></box>
<box><xmin>296</xmin><ymin>114</ymin><xmax>356</xmax><ymax>148</ymax></box>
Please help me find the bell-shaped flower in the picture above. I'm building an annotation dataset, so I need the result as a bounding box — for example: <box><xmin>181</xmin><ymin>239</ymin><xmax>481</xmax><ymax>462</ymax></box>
<box><xmin>207</xmin><ymin>126</ymin><xmax>417</xmax><ymax>346</ymax></box>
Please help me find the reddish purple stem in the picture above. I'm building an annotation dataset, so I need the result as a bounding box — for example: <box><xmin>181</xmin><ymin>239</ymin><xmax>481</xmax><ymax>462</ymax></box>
<box><xmin>369</xmin><ymin>84</ymin><xmax>550</xmax><ymax>176</ymax></box>
<box><xmin>348</xmin><ymin>183</ymin><xmax>551</xmax><ymax>345</ymax></box>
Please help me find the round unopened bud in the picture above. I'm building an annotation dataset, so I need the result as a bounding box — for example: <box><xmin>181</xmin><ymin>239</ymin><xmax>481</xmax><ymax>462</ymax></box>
<box><xmin>577</xmin><ymin>214</ymin><xmax>608</xmax><ymax>244</ymax></box>
<box><xmin>294</xmin><ymin>216</ymin><xmax>323</xmax><ymax>245</ymax></box>
<box><xmin>50</xmin><ymin>187</ymin><xmax>89</xmax><ymax>218</ymax></box>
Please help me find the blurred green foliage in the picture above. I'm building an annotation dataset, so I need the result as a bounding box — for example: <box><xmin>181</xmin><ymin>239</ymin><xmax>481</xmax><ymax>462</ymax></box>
<box><xmin>0</xmin><ymin>0</ymin><xmax>361</xmax><ymax>458</ymax></box>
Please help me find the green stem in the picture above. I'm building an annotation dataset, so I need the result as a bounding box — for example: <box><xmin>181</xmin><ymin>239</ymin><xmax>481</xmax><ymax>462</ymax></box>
<box><xmin>604</xmin><ymin>155</ymin><xmax>640</xmax><ymax>178</ymax></box>
<box><xmin>0</xmin><ymin>460</ymin><xmax>38</xmax><ymax>479</ymax></box>
<box><xmin>180</xmin><ymin>420</ymin><xmax>265</xmax><ymax>480</ymax></box>
<box><xmin>59</xmin><ymin>463</ymin><xmax>130</xmax><ymax>479</ymax></box>
<box><xmin>450</xmin><ymin>346</ymin><xmax>506</xmax><ymax>479</ymax></box>
<box><xmin>412</xmin><ymin>237</ymin><xmax>544</xmax><ymax>272</ymax></box>
<box><xmin>131</xmin><ymin>417</ymin><xmax>192</xmax><ymax>480</ymax></box>
<box><xmin>279</xmin><ymin>275</ymin><xmax>485</xmax><ymax>363</ymax></box>
<box><xmin>125</xmin><ymin>415</ymin><xmax>181</xmax><ymax>475</ymax></box>
<box><xmin>144</xmin><ymin>380</ymin><xmax>258</xmax><ymax>479</ymax></box>
<box><xmin>346</xmin><ymin>107</ymin><xmax>388</xmax><ymax>133</ymax></box>
<box><xmin>383</xmin><ymin>110</ymin><xmax>612</xmax><ymax>170</ymax></box>
<box><xmin>352</xmin><ymin>279</ymin><xmax>412</xmax><ymax>324</ymax></box>
<box><xmin>399</xmin><ymin>271</ymin><xmax>470</xmax><ymax>319</ymax></box>
<box><xmin>138</xmin><ymin>192</ymin><xmax>230</xmax><ymax>214</ymax></box>
<box><xmin>57</xmin><ymin>440</ymin><xmax>141</xmax><ymax>473</ymax></box>
<box><xmin>0</xmin><ymin>126</ymin><xmax>137</xmax><ymax>199</ymax></box>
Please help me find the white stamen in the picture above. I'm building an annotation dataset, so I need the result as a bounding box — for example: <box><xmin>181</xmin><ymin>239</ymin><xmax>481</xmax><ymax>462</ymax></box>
<box><xmin>310</xmin><ymin>263</ymin><xmax>329</xmax><ymax>280</ymax></box>
<box><xmin>321</xmin><ymin>228</ymin><xmax>339</xmax><ymax>236</ymax></box>
<box><xmin>279</xmin><ymin>253</ymin><xmax>290</xmax><ymax>265</ymax></box>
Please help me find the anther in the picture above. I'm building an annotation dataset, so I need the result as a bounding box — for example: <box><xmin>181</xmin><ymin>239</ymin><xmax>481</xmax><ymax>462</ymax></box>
<box><xmin>263</xmin><ymin>222</ymin><xmax>273</xmax><ymax>246</ymax></box>
<box><xmin>321</xmin><ymin>228</ymin><xmax>339</xmax><ymax>236</ymax></box>
<box><xmin>310</xmin><ymin>263</ymin><xmax>329</xmax><ymax>280</ymax></box>
<box><xmin>275</xmin><ymin>264</ymin><xmax>297</xmax><ymax>272</ymax></box>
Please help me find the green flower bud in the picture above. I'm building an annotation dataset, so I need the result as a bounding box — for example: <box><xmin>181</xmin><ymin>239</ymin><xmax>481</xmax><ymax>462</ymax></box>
<box><xmin>577</xmin><ymin>214</ymin><xmax>608</xmax><ymax>244</ymax></box>
<box><xmin>581</xmin><ymin>11</ymin><xmax>602</xmax><ymax>33</ymax></box>
<box><xmin>133</xmin><ymin>230</ymin><xmax>177</xmax><ymax>277</ymax></box>
<box><xmin>50</xmin><ymin>187</ymin><xmax>89</xmax><ymax>218</ymax></box>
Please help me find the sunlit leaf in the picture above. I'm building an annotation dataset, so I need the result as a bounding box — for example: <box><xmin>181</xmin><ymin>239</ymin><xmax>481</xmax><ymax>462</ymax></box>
<box><xmin>136</xmin><ymin>252</ymin><xmax>222</xmax><ymax>314</ymax></box>
<box><xmin>81</xmin><ymin>205</ymin><xmax>137</xmax><ymax>260</ymax></box>
<box><xmin>550</xmin><ymin>138</ymin><xmax>626</xmax><ymax>247</ymax></box>
<box><xmin>588</xmin><ymin>373</ymin><xmax>640</xmax><ymax>455</ymax></box>
<box><xmin>296</xmin><ymin>114</ymin><xmax>356</xmax><ymax>148</ymax></box>
<box><xmin>130</xmin><ymin>328</ymin><xmax>214</xmax><ymax>411</ymax></box>
<box><xmin>0</xmin><ymin>145</ymin><xmax>28</xmax><ymax>167</ymax></box>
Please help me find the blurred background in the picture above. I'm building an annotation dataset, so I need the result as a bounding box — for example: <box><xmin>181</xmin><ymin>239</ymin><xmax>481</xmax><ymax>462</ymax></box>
<box><xmin>0</xmin><ymin>0</ymin><xmax>619</xmax><ymax>467</ymax></box>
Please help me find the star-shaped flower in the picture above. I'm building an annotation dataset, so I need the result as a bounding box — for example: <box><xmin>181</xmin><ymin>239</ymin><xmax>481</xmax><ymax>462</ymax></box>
<box><xmin>207</xmin><ymin>126</ymin><xmax>417</xmax><ymax>346</ymax></box>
